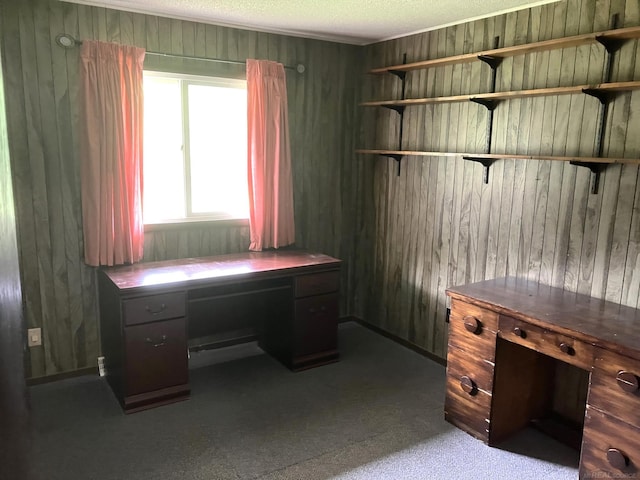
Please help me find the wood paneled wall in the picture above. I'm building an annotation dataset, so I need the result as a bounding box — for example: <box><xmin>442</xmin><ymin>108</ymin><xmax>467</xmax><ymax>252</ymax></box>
<box><xmin>359</xmin><ymin>0</ymin><xmax>640</xmax><ymax>359</ymax></box>
<box><xmin>0</xmin><ymin>16</ymin><xmax>29</xmax><ymax>478</ymax></box>
<box><xmin>4</xmin><ymin>0</ymin><xmax>640</xmax><ymax>388</ymax></box>
<box><xmin>1</xmin><ymin>0</ymin><xmax>362</xmax><ymax>378</ymax></box>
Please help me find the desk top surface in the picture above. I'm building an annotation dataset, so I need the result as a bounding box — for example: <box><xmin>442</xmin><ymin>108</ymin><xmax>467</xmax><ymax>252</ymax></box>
<box><xmin>447</xmin><ymin>276</ymin><xmax>640</xmax><ymax>360</ymax></box>
<box><xmin>101</xmin><ymin>250</ymin><xmax>340</xmax><ymax>292</ymax></box>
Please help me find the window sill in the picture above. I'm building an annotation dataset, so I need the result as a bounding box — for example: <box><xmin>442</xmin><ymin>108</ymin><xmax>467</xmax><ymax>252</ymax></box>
<box><xmin>144</xmin><ymin>218</ymin><xmax>249</xmax><ymax>232</ymax></box>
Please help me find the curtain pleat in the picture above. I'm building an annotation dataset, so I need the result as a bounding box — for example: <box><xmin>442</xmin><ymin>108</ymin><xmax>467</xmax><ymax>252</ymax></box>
<box><xmin>246</xmin><ymin>59</ymin><xmax>295</xmax><ymax>251</ymax></box>
<box><xmin>79</xmin><ymin>40</ymin><xmax>145</xmax><ymax>266</ymax></box>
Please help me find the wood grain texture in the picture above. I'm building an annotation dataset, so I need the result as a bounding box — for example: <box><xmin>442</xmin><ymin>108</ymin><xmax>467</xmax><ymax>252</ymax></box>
<box><xmin>581</xmin><ymin>406</ymin><xmax>640</xmax><ymax>477</ymax></box>
<box><xmin>360</xmin><ymin>0</ymin><xmax>640</xmax><ymax>379</ymax></box>
<box><xmin>3</xmin><ymin>0</ymin><xmax>361</xmax><ymax>378</ymax></box>
<box><xmin>447</xmin><ymin>276</ymin><xmax>640</xmax><ymax>360</ymax></box>
<box><xmin>0</xmin><ymin>19</ymin><xmax>30</xmax><ymax>479</ymax></box>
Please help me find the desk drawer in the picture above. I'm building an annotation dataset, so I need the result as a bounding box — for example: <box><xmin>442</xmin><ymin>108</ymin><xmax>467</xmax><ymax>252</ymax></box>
<box><xmin>294</xmin><ymin>293</ymin><xmax>338</xmax><ymax>357</ymax></box>
<box><xmin>123</xmin><ymin>292</ymin><xmax>186</xmax><ymax>326</ymax></box>
<box><xmin>589</xmin><ymin>348</ymin><xmax>640</xmax><ymax>426</ymax></box>
<box><xmin>295</xmin><ymin>271</ymin><xmax>340</xmax><ymax>298</ymax></box>
<box><xmin>499</xmin><ymin>315</ymin><xmax>594</xmax><ymax>371</ymax></box>
<box><xmin>581</xmin><ymin>406</ymin><xmax>640</xmax><ymax>478</ymax></box>
<box><xmin>446</xmin><ymin>344</ymin><xmax>495</xmax><ymax>395</ymax></box>
<box><xmin>125</xmin><ymin>317</ymin><xmax>188</xmax><ymax>396</ymax></box>
<box><xmin>449</xmin><ymin>301</ymin><xmax>498</xmax><ymax>362</ymax></box>
<box><xmin>445</xmin><ymin>374</ymin><xmax>492</xmax><ymax>442</ymax></box>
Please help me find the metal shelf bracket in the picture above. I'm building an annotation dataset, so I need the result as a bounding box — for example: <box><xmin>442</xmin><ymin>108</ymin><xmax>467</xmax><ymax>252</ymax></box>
<box><xmin>381</xmin><ymin>154</ymin><xmax>404</xmax><ymax>176</ymax></box>
<box><xmin>463</xmin><ymin>156</ymin><xmax>496</xmax><ymax>184</ymax></box>
<box><xmin>470</xmin><ymin>98</ymin><xmax>498</xmax><ymax>110</ymax></box>
<box><xmin>570</xmin><ymin>161</ymin><xmax>607</xmax><ymax>194</ymax></box>
<box><xmin>477</xmin><ymin>55</ymin><xmax>503</xmax><ymax>70</ymax></box>
<box><xmin>383</xmin><ymin>105</ymin><xmax>406</xmax><ymax>115</ymax></box>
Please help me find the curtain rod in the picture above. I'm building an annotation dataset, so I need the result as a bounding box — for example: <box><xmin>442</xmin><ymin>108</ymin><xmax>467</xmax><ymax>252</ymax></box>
<box><xmin>55</xmin><ymin>33</ymin><xmax>305</xmax><ymax>73</ymax></box>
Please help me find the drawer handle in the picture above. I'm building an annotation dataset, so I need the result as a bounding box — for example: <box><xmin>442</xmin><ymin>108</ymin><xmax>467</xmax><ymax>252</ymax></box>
<box><xmin>607</xmin><ymin>448</ymin><xmax>629</xmax><ymax>470</ymax></box>
<box><xmin>463</xmin><ymin>316</ymin><xmax>481</xmax><ymax>334</ymax></box>
<box><xmin>559</xmin><ymin>343</ymin><xmax>575</xmax><ymax>356</ymax></box>
<box><xmin>145</xmin><ymin>303</ymin><xmax>167</xmax><ymax>315</ymax></box>
<box><xmin>513</xmin><ymin>327</ymin><xmax>526</xmax><ymax>339</ymax></box>
<box><xmin>460</xmin><ymin>375</ymin><xmax>478</xmax><ymax>396</ymax></box>
<box><xmin>616</xmin><ymin>371</ymin><xmax>640</xmax><ymax>393</ymax></box>
<box><xmin>145</xmin><ymin>335</ymin><xmax>167</xmax><ymax>347</ymax></box>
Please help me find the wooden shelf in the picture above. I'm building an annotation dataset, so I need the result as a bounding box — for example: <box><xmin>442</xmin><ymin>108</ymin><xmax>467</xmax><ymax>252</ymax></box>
<box><xmin>370</xmin><ymin>25</ymin><xmax>640</xmax><ymax>74</ymax></box>
<box><xmin>361</xmin><ymin>81</ymin><xmax>640</xmax><ymax>108</ymax></box>
<box><xmin>356</xmin><ymin>149</ymin><xmax>640</xmax><ymax>165</ymax></box>
<box><xmin>361</xmin><ymin>19</ymin><xmax>640</xmax><ymax>192</ymax></box>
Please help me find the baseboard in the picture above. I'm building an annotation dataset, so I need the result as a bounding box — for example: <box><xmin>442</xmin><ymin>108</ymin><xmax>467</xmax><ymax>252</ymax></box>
<box><xmin>338</xmin><ymin>315</ymin><xmax>358</xmax><ymax>324</ymax></box>
<box><xmin>27</xmin><ymin>366</ymin><xmax>98</xmax><ymax>386</ymax></box>
<box><xmin>26</xmin><ymin>316</ymin><xmax>429</xmax><ymax>384</ymax></box>
<box><xmin>351</xmin><ymin>317</ymin><xmax>447</xmax><ymax>366</ymax></box>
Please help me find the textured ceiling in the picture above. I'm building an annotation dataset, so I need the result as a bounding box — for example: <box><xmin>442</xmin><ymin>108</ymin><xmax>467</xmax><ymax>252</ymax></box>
<box><xmin>61</xmin><ymin>0</ymin><xmax>561</xmax><ymax>45</ymax></box>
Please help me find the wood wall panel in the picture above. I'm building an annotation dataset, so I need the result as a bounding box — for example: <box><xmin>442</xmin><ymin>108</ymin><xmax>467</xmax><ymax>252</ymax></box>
<box><xmin>2</xmin><ymin>0</ymin><xmax>362</xmax><ymax>378</ymax></box>
<box><xmin>0</xmin><ymin>13</ymin><xmax>29</xmax><ymax>477</ymax></box>
<box><xmin>360</xmin><ymin>0</ymin><xmax>640</xmax><ymax>357</ymax></box>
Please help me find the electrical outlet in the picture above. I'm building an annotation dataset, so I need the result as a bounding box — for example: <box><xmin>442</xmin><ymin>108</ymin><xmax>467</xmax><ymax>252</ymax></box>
<box><xmin>97</xmin><ymin>356</ymin><xmax>106</xmax><ymax>377</ymax></box>
<box><xmin>27</xmin><ymin>328</ymin><xmax>42</xmax><ymax>347</ymax></box>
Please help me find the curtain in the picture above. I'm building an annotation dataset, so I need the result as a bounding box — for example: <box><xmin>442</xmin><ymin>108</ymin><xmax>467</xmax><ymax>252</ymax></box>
<box><xmin>79</xmin><ymin>40</ymin><xmax>145</xmax><ymax>266</ymax></box>
<box><xmin>246</xmin><ymin>59</ymin><xmax>295</xmax><ymax>251</ymax></box>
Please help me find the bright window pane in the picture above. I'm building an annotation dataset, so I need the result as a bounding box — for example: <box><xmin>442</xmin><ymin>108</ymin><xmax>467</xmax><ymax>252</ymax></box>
<box><xmin>143</xmin><ymin>75</ymin><xmax>185</xmax><ymax>223</ymax></box>
<box><xmin>142</xmin><ymin>72</ymin><xmax>248</xmax><ymax>224</ymax></box>
<box><xmin>188</xmin><ymin>84</ymin><xmax>249</xmax><ymax>218</ymax></box>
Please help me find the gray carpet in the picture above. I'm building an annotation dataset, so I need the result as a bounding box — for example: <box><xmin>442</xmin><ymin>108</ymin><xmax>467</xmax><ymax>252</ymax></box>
<box><xmin>28</xmin><ymin>322</ymin><xmax>579</xmax><ymax>479</ymax></box>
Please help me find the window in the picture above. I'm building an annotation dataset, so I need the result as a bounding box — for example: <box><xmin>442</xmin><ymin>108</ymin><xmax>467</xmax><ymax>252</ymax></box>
<box><xmin>143</xmin><ymin>71</ymin><xmax>249</xmax><ymax>224</ymax></box>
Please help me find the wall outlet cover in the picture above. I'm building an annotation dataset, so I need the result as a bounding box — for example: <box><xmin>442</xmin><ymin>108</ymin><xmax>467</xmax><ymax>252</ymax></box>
<box><xmin>27</xmin><ymin>328</ymin><xmax>42</xmax><ymax>347</ymax></box>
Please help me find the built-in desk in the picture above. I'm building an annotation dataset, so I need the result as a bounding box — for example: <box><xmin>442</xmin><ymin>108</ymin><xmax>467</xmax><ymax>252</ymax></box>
<box><xmin>445</xmin><ymin>277</ymin><xmax>640</xmax><ymax>479</ymax></box>
<box><xmin>98</xmin><ymin>250</ymin><xmax>341</xmax><ymax>413</ymax></box>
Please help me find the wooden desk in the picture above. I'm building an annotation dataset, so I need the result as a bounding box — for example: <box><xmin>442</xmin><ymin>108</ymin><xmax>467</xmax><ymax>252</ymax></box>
<box><xmin>445</xmin><ymin>277</ymin><xmax>640</xmax><ymax>479</ymax></box>
<box><xmin>98</xmin><ymin>250</ymin><xmax>341</xmax><ymax>413</ymax></box>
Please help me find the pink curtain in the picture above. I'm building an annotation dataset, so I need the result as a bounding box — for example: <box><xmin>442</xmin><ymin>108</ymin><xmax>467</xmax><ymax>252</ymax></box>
<box><xmin>79</xmin><ymin>40</ymin><xmax>145</xmax><ymax>266</ymax></box>
<box><xmin>246</xmin><ymin>59</ymin><xmax>295</xmax><ymax>251</ymax></box>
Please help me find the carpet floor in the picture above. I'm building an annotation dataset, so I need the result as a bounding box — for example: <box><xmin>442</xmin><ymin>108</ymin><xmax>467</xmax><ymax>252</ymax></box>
<box><xmin>27</xmin><ymin>322</ymin><xmax>580</xmax><ymax>479</ymax></box>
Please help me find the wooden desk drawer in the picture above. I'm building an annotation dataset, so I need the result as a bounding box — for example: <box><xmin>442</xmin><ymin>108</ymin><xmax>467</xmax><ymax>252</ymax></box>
<box><xmin>445</xmin><ymin>374</ymin><xmax>492</xmax><ymax>442</ymax></box>
<box><xmin>125</xmin><ymin>317</ymin><xmax>188</xmax><ymax>396</ymax></box>
<box><xmin>295</xmin><ymin>271</ymin><xmax>340</xmax><ymax>298</ymax></box>
<box><xmin>450</xmin><ymin>299</ymin><xmax>498</xmax><ymax>331</ymax></box>
<box><xmin>499</xmin><ymin>315</ymin><xmax>594</xmax><ymax>371</ymax></box>
<box><xmin>449</xmin><ymin>299</ymin><xmax>498</xmax><ymax>361</ymax></box>
<box><xmin>446</xmin><ymin>344</ymin><xmax>495</xmax><ymax>395</ymax></box>
<box><xmin>123</xmin><ymin>292</ymin><xmax>186</xmax><ymax>326</ymax></box>
<box><xmin>581</xmin><ymin>406</ymin><xmax>640</xmax><ymax>478</ymax></box>
<box><xmin>294</xmin><ymin>293</ymin><xmax>338</xmax><ymax>357</ymax></box>
<box><xmin>589</xmin><ymin>348</ymin><xmax>640</xmax><ymax>426</ymax></box>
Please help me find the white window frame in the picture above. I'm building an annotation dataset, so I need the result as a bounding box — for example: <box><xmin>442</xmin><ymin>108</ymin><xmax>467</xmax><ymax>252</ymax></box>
<box><xmin>143</xmin><ymin>70</ymin><xmax>248</xmax><ymax>226</ymax></box>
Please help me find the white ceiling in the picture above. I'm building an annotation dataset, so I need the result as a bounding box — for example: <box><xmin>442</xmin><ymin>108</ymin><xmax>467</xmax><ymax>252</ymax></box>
<box><xmin>61</xmin><ymin>0</ymin><xmax>561</xmax><ymax>45</ymax></box>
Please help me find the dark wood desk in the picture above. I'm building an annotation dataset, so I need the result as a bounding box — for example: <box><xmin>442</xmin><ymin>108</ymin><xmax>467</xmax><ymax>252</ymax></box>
<box><xmin>445</xmin><ymin>277</ymin><xmax>640</xmax><ymax>479</ymax></box>
<box><xmin>98</xmin><ymin>250</ymin><xmax>341</xmax><ymax>413</ymax></box>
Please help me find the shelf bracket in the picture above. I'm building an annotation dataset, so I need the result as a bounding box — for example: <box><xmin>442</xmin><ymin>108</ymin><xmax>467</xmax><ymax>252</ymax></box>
<box><xmin>595</xmin><ymin>36</ymin><xmax>625</xmax><ymax>54</ymax></box>
<box><xmin>383</xmin><ymin>105</ymin><xmax>406</xmax><ymax>115</ymax></box>
<box><xmin>381</xmin><ymin>153</ymin><xmax>404</xmax><ymax>176</ymax></box>
<box><xmin>388</xmin><ymin>69</ymin><xmax>406</xmax><ymax>81</ymax></box>
<box><xmin>470</xmin><ymin>98</ymin><xmax>498</xmax><ymax>111</ymax></box>
<box><xmin>570</xmin><ymin>161</ymin><xmax>606</xmax><ymax>194</ymax></box>
<box><xmin>463</xmin><ymin>156</ymin><xmax>495</xmax><ymax>184</ymax></box>
<box><xmin>582</xmin><ymin>88</ymin><xmax>613</xmax><ymax>105</ymax></box>
<box><xmin>477</xmin><ymin>55</ymin><xmax>503</xmax><ymax>71</ymax></box>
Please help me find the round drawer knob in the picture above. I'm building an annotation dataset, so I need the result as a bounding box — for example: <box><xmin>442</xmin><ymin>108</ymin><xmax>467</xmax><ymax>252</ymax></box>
<box><xmin>460</xmin><ymin>375</ymin><xmax>478</xmax><ymax>396</ymax></box>
<box><xmin>616</xmin><ymin>371</ymin><xmax>640</xmax><ymax>393</ymax></box>
<box><xmin>559</xmin><ymin>343</ymin><xmax>575</xmax><ymax>356</ymax></box>
<box><xmin>607</xmin><ymin>448</ymin><xmax>629</xmax><ymax>470</ymax></box>
<box><xmin>513</xmin><ymin>327</ymin><xmax>526</xmax><ymax>339</ymax></box>
<box><xmin>463</xmin><ymin>316</ymin><xmax>481</xmax><ymax>334</ymax></box>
